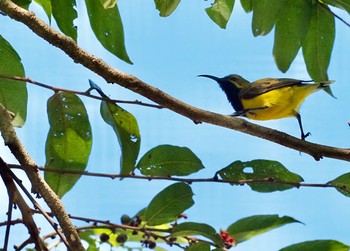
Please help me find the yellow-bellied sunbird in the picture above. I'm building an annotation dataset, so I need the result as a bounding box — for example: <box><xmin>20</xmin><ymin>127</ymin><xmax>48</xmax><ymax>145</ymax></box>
<box><xmin>198</xmin><ymin>74</ymin><xmax>334</xmax><ymax>140</ymax></box>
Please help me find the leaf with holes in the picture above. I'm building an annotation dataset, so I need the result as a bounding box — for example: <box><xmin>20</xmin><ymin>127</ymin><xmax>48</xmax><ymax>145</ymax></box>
<box><xmin>0</xmin><ymin>35</ymin><xmax>27</xmax><ymax>127</ymax></box>
<box><xmin>227</xmin><ymin>215</ymin><xmax>302</xmax><ymax>243</ymax></box>
<box><xmin>45</xmin><ymin>92</ymin><xmax>92</xmax><ymax>198</ymax></box>
<box><xmin>217</xmin><ymin>159</ymin><xmax>303</xmax><ymax>192</ymax></box>
<box><xmin>51</xmin><ymin>0</ymin><xmax>77</xmax><ymax>40</ymax></box>
<box><xmin>136</xmin><ymin>145</ymin><xmax>204</xmax><ymax>176</ymax></box>
<box><xmin>100</xmin><ymin>101</ymin><xmax>140</xmax><ymax>175</ymax></box>
<box><xmin>144</xmin><ymin>183</ymin><xmax>194</xmax><ymax>226</ymax></box>
<box><xmin>85</xmin><ymin>0</ymin><xmax>132</xmax><ymax>64</ymax></box>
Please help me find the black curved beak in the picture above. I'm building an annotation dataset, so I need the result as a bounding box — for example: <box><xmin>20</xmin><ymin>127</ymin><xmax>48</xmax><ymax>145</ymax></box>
<box><xmin>197</xmin><ymin>74</ymin><xmax>222</xmax><ymax>82</ymax></box>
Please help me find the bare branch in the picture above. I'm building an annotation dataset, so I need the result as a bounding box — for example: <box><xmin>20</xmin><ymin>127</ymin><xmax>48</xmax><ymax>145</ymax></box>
<box><xmin>0</xmin><ymin>0</ymin><xmax>349</xmax><ymax>161</ymax></box>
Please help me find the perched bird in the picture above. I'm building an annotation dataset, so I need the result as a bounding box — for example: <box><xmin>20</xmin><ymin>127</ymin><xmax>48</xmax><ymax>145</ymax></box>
<box><xmin>198</xmin><ymin>74</ymin><xmax>334</xmax><ymax>140</ymax></box>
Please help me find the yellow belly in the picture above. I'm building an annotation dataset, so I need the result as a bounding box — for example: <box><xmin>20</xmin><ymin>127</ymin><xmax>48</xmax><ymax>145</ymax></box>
<box><xmin>241</xmin><ymin>85</ymin><xmax>318</xmax><ymax>121</ymax></box>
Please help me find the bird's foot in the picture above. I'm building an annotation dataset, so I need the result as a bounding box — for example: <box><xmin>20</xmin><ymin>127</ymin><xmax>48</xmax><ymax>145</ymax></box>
<box><xmin>230</xmin><ymin>111</ymin><xmax>246</xmax><ymax>117</ymax></box>
<box><xmin>301</xmin><ymin>132</ymin><xmax>311</xmax><ymax>141</ymax></box>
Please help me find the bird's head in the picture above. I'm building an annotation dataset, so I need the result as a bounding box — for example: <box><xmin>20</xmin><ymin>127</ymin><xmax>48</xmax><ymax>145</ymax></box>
<box><xmin>198</xmin><ymin>73</ymin><xmax>249</xmax><ymax>112</ymax></box>
<box><xmin>198</xmin><ymin>74</ymin><xmax>250</xmax><ymax>90</ymax></box>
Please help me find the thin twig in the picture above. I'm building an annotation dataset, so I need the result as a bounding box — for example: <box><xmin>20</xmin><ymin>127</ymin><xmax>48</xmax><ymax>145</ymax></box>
<box><xmin>318</xmin><ymin>1</ymin><xmax>350</xmax><ymax>28</ymax></box>
<box><xmin>0</xmin><ymin>73</ymin><xmax>163</xmax><ymax>109</ymax></box>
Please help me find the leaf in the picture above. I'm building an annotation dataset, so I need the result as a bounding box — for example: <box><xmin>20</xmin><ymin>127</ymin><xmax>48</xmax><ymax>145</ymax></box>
<box><xmin>45</xmin><ymin>92</ymin><xmax>92</xmax><ymax>198</ymax></box>
<box><xmin>51</xmin><ymin>0</ymin><xmax>77</xmax><ymax>41</ymax></box>
<box><xmin>205</xmin><ymin>0</ymin><xmax>235</xmax><ymax>29</ymax></box>
<box><xmin>85</xmin><ymin>0</ymin><xmax>132</xmax><ymax>64</ymax></box>
<box><xmin>328</xmin><ymin>173</ymin><xmax>350</xmax><ymax>197</ymax></box>
<box><xmin>217</xmin><ymin>159</ymin><xmax>304</xmax><ymax>192</ymax></box>
<box><xmin>144</xmin><ymin>183</ymin><xmax>194</xmax><ymax>226</ymax></box>
<box><xmin>251</xmin><ymin>0</ymin><xmax>282</xmax><ymax>36</ymax></box>
<box><xmin>227</xmin><ymin>215</ymin><xmax>302</xmax><ymax>243</ymax></box>
<box><xmin>12</xmin><ymin>0</ymin><xmax>31</xmax><ymax>9</ymax></box>
<box><xmin>137</xmin><ymin>145</ymin><xmax>204</xmax><ymax>176</ymax></box>
<box><xmin>172</xmin><ymin>222</ymin><xmax>224</xmax><ymax>248</ymax></box>
<box><xmin>302</xmin><ymin>3</ymin><xmax>335</xmax><ymax>81</ymax></box>
<box><xmin>322</xmin><ymin>0</ymin><xmax>350</xmax><ymax>14</ymax></box>
<box><xmin>273</xmin><ymin>0</ymin><xmax>312</xmax><ymax>72</ymax></box>
<box><xmin>154</xmin><ymin>0</ymin><xmax>181</xmax><ymax>17</ymax></box>
<box><xmin>279</xmin><ymin>240</ymin><xmax>350</xmax><ymax>251</ymax></box>
<box><xmin>100</xmin><ymin>0</ymin><xmax>118</xmax><ymax>9</ymax></box>
<box><xmin>34</xmin><ymin>0</ymin><xmax>52</xmax><ymax>20</ymax></box>
<box><xmin>100</xmin><ymin>101</ymin><xmax>140</xmax><ymax>175</ymax></box>
<box><xmin>0</xmin><ymin>35</ymin><xmax>27</xmax><ymax>127</ymax></box>
<box><xmin>185</xmin><ymin>242</ymin><xmax>211</xmax><ymax>251</ymax></box>
<box><xmin>240</xmin><ymin>0</ymin><xmax>252</xmax><ymax>12</ymax></box>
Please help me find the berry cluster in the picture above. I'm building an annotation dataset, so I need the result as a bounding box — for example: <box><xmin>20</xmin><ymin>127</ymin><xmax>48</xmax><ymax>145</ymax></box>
<box><xmin>220</xmin><ymin>229</ymin><xmax>236</xmax><ymax>249</ymax></box>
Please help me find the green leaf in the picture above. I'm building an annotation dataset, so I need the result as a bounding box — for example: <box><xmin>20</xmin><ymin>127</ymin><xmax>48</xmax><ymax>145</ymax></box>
<box><xmin>45</xmin><ymin>92</ymin><xmax>92</xmax><ymax>198</ymax></box>
<box><xmin>218</xmin><ymin>159</ymin><xmax>304</xmax><ymax>192</ymax></box>
<box><xmin>227</xmin><ymin>215</ymin><xmax>302</xmax><ymax>244</ymax></box>
<box><xmin>328</xmin><ymin>173</ymin><xmax>350</xmax><ymax>197</ymax></box>
<box><xmin>205</xmin><ymin>0</ymin><xmax>235</xmax><ymax>29</ymax></box>
<box><xmin>252</xmin><ymin>0</ymin><xmax>282</xmax><ymax>36</ymax></box>
<box><xmin>0</xmin><ymin>35</ymin><xmax>27</xmax><ymax>127</ymax></box>
<box><xmin>12</xmin><ymin>0</ymin><xmax>31</xmax><ymax>9</ymax></box>
<box><xmin>302</xmin><ymin>3</ymin><xmax>335</xmax><ymax>81</ymax></box>
<box><xmin>154</xmin><ymin>0</ymin><xmax>181</xmax><ymax>17</ymax></box>
<box><xmin>85</xmin><ymin>0</ymin><xmax>132</xmax><ymax>64</ymax></box>
<box><xmin>100</xmin><ymin>0</ymin><xmax>118</xmax><ymax>9</ymax></box>
<box><xmin>100</xmin><ymin>101</ymin><xmax>140</xmax><ymax>175</ymax></box>
<box><xmin>279</xmin><ymin>240</ymin><xmax>350</xmax><ymax>251</ymax></box>
<box><xmin>137</xmin><ymin>145</ymin><xmax>204</xmax><ymax>176</ymax></box>
<box><xmin>240</xmin><ymin>0</ymin><xmax>252</xmax><ymax>12</ymax></box>
<box><xmin>322</xmin><ymin>0</ymin><xmax>350</xmax><ymax>14</ymax></box>
<box><xmin>145</xmin><ymin>183</ymin><xmax>194</xmax><ymax>226</ymax></box>
<box><xmin>34</xmin><ymin>0</ymin><xmax>52</xmax><ymax>20</ymax></box>
<box><xmin>273</xmin><ymin>0</ymin><xmax>312</xmax><ymax>72</ymax></box>
<box><xmin>51</xmin><ymin>0</ymin><xmax>77</xmax><ymax>41</ymax></box>
<box><xmin>172</xmin><ymin>222</ymin><xmax>224</xmax><ymax>248</ymax></box>
<box><xmin>185</xmin><ymin>242</ymin><xmax>211</xmax><ymax>251</ymax></box>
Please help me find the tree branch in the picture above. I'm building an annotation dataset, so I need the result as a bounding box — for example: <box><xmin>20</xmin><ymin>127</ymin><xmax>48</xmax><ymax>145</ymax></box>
<box><xmin>0</xmin><ymin>104</ymin><xmax>84</xmax><ymax>250</ymax></box>
<box><xmin>0</xmin><ymin>2</ymin><xmax>349</xmax><ymax>161</ymax></box>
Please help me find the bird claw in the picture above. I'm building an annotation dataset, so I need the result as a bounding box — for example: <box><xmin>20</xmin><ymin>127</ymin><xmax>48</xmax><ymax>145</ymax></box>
<box><xmin>301</xmin><ymin>132</ymin><xmax>311</xmax><ymax>141</ymax></box>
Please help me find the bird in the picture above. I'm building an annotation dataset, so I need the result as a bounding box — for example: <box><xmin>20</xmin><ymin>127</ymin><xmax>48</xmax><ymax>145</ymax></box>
<box><xmin>198</xmin><ymin>74</ymin><xmax>334</xmax><ymax>140</ymax></box>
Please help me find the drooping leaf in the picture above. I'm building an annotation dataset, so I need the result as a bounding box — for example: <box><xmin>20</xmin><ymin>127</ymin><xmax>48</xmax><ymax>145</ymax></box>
<box><xmin>51</xmin><ymin>0</ymin><xmax>77</xmax><ymax>40</ymax></box>
<box><xmin>137</xmin><ymin>145</ymin><xmax>204</xmax><ymax>176</ymax></box>
<box><xmin>279</xmin><ymin>240</ymin><xmax>350</xmax><ymax>251</ymax></box>
<box><xmin>302</xmin><ymin>3</ymin><xmax>335</xmax><ymax>81</ymax></box>
<box><xmin>185</xmin><ymin>242</ymin><xmax>211</xmax><ymax>251</ymax></box>
<box><xmin>218</xmin><ymin>159</ymin><xmax>304</xmax><ymax>192</ymax></box>
<box><xmin>172</xmin><ymin>222</ymin><xmax>224</xmax><ymax>248</ymax></box>
<box><xmin>322</xmin><ymin>0</ymin><xmax>350</xmax><ymax>14</ymax></box>
<box><xmin>100</xmin><ymin>0</ymin><xmax>118</xmax><ymax>9</ymax></box>
<box><xmin>144</xmin><ymin>183</ymin><xmax>194</xmax><ymax>226</ymax></box>
<box><xmin>328</xmin><ymin>173</ymin><xmax>350</xmax><ymax>197</ymax></box>
<box><xmin>273</xmin><ymin>0</ymin><xmax>312</xmax><ymax>72</ymax></box>
<box><xmin>85</xmin><ymin>0</ymin><xmax>132</xmax><ymax>64</ymax></box>
<box><xmin>251</xmin><ymin>0</ymin><xmax>282</xmax><ymax>36</ymax></box>
<box><xmin>0</xmin><ymin>35</ymin><xmax>27</xmax><ymax>127</ymax></box>
<box><xmin>227</xmin><ymin>215</ymin><xmax>302</xmax><ymax>243</ymax></box>
<box><xmin>45</xmin><ymin>92</ymin><xmax>92</xmax><ymax>198</ymax></box>
<box><xmin>12</xmin><ymin>0</ymin><xmax>31</xmax><ymax>9</ymax></box>
<box><xmin>205</xmin><ymin>0</ymin><xmax>235</xmax><ymax>29</ymax></box>
<box><xmin>154</xmin><ymin>0</ymin><xmax>181</xmax><ymax>17</ymax></box>
<box><xmin>100</xmin><ymin>101</ymin><xmax>140</xmax><ymax>175</ymax></box>
<box><xmin>240</xmin><ymin>0</ymin><xmax>252</xmax><ymax>12</ymax></box>
<box><xmin>34</xmin><ymin>0</ymin><xmax>52</xmax><ymax>20</ymax></box>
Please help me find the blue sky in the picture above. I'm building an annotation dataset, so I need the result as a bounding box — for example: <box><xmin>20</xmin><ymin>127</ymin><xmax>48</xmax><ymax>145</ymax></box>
<box><xmin>1</xmin><ymin>1</ymin><xmax>350</xmax><ymax>250</ymax></box>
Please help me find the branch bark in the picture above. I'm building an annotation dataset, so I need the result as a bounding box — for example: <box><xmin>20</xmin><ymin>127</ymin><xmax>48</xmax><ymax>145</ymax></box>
<box><xmin>0</xmin><ymin>2</ymin><xmax>349</xmax><ymax>162</ymax></box>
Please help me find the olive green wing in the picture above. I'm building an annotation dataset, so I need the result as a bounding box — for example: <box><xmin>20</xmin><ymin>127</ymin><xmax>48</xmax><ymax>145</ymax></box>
<box><xmin>239</xmin><ymin>78</ymin><xmax>310</xmax><ymax>99</ymax></box>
